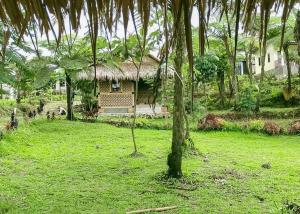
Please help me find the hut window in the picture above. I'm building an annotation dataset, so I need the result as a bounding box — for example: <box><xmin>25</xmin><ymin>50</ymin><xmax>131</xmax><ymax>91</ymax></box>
<box><xmin>111</xmin><ymin>80</ymin><xmax>121</xmax><ymax>92</ymax></box>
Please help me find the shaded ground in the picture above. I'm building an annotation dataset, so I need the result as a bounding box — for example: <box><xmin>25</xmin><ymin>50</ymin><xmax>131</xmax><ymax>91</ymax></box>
<box><xmin>0</xmin><ymin>120</ymin><xmax>299</xmax><ymax>213</ymax></box>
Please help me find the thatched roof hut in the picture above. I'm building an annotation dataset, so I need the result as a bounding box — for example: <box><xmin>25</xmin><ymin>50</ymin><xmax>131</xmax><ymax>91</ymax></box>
<box><xmin>78</xmin><ymin>55</ymin><xmax>174</xmax><ymax>81</ymax></box>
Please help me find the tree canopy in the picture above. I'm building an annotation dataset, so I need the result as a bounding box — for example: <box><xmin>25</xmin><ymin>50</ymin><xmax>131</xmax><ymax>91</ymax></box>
<box><xmin>0</xmin><ymin>1</ymin><xmax>297</xmax><ymax>68</ymax></box>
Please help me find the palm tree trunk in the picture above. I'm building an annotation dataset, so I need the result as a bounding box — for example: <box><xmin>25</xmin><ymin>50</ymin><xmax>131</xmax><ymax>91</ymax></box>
<box><xmin>16</xmin><ymin>87</ymin><xmax>21</xmax><ymax>104</ymax></box>
<box><xmin>0</xmin><ymin>84</ymin><xmax>3</xmax><ymax>99</ymax></box>
<box><xmin>223</xmin><ymin>35</ymin><xmax>237</xmax><ymax>105</ymax></box>
<box><xmin>284</xmin><ymin>45</ymin><xmax>292</xmax><ymax>93</ymax></box>
<box><xmin>167</xmin><ymin>10</ymin><xmax>185</xmax><ymax>178</ymax></box>
<box><xmin>245</xmin><ymin>52</ymin><xmax>253</xmax><ymax>84</ymax></box>
<box><xmin>256</xmin><ymin>53</ymin><xmax>266</xmax><ymax>111</ymax></box>
<box><xmin>297</xmin><ymin>11</ymin><xmax>300</xmax><ymax>82</ymax></box>
<box><xmin>218</xmin><ymin>71</ymin><xmax>225</xmax><ymax>108</ymax></box>
<box><xmin>66</xmin><ymin>72</ymin><xmax>73</xmax><ymax>120</ymax></box>
<box><xmin>256</xmin><ymin>9</ymin><xmax>271</xmax><ymax>111</ymax></box>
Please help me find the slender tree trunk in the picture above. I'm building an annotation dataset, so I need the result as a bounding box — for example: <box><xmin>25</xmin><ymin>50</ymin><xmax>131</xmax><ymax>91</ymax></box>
<box><xmin>256</xmin><ymin>52</ymin><xmax>266</xmax><ymax>111</ymax></box>
<box><xmin>66</xmin><ymin>72</ymin><xmax>73</xmax><ymax>120</ymax></box>
<box><xmin>256</xmin><ymin>10</ymin><xmax>271</xmax><ymax>111</ymax></box>
<box><xmin>218</xmin><ymin>71</ymin><xmax>225</xmax><ymax>108</ymax></box>
<box><xmin>245</xmin><ymin>52</ymin><xmax>253</xmax><ymax>84</ymax></box>
<box><xmin>223</xmin><ymin>35</ymin><xmax>238</xmax><ymax>105</ymax></box>
<box><xmin>231</xmin><ymin>70</ymin><xmax>238</xmax><ymax>109</ymax></box>
<box><xmin>131</xmin><ymin>79</ymin><xmax>138</xmax><ymax>154</ymax></box>
<box><xmin>167</xmin><ymin>11</ymin><xmax>185</xmax><ymax>178</ymax></box>
<box><xmin>0</xmin><ymin>84</ymin><xmax>3</xmax><ymax>99</ymax></box>
<box><xmin>284</xmin><ymin>45</ymin><xmax>292</xmax><ymax>93</ymax></box>
<box><xmin>16</xmin><ymin>87</ymin><xmax>21</xmax><ymax>104</ymax></box>
<box><xmin>297</xmin><ymin>11</ymin><xmax>300</xmax><ymax>82</ymax></box>
<box><xmin>228</xmin><ymin>75</ymin><xmax>233</xmax><ymax>97</ymax></box>
<box><xmin>256</xmin><ymin>44</ymin><xmax>268</xmax><ymax>111</ymax></box>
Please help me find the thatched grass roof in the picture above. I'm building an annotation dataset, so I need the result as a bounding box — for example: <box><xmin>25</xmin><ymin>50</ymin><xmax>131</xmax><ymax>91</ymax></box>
<box><xmin>78</xmin><ymin>55</ymin><xmax>174</xmax><ymax>81</ymax></box>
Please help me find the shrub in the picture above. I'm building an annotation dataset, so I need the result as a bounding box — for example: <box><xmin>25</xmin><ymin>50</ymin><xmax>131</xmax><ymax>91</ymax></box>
<box><xmin>222</xmin><ymin>120</ymin><xmax>241</xmax><ymax>131</ymax></box>
<box><xmin>236</xmin><ymin>87</ymin><xmax>256</xmax><ymax>113</ymax></box>
<box><xmin>81</xmin><ymin>108</ymin><xmax>98</xmax><ymax>122</ymax></box>
<box><xmin>188</xmin><ymin>99</ymin><xmax>207</xmax><ymax>119</ymax></box>
<box><xmin>18</xmin><ymin>103</ymin><xmax>33</xmax><ymax>113</ymax></box>
<box><xmin>0</xmin><ymin>129</ymin><xmax>3</xmax><ymax>140</ymax></box>
<box><xmin>247</xmin><ymin>119</ymin><xmax>264</xmax><ymax>132</ymax></box>
<box><xmin>197</xmin><ymin>113</ymin><xmax>225</xmax><ymax>130</ymax></box>
<box><xmin>288</xmin><ymin>121</ymin><xmax>300</xmax><ymax>134</ymax></box>
<box><xmin>77</xmin><ymin>80</ymin><xmax>98</xmax><ymax>117</ymax></box>
<box><xmin>263</xmin><ymin>121</ymin><xmax>282</xmax><ymax>135</ymax></box>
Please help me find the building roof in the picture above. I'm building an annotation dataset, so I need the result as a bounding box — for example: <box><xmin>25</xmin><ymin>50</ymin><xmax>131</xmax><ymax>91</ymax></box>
<box><xmin>77</xmin><ymin>55</ymin><xmax>174</xmax><ymax>81</ymax></box>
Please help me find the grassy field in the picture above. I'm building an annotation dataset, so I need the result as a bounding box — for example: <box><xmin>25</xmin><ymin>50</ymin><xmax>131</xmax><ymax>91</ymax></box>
<box><xmin>0</xmin><ymin>119</ymin><xmax>299</xmax><ymax>213</ymax></box>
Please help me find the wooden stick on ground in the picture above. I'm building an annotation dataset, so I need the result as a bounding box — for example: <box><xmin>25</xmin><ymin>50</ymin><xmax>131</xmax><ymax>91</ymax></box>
<box><xmin>126</xmin><ymin>206</ymin><xmax>177</xmax><ymax>214</ymax></box>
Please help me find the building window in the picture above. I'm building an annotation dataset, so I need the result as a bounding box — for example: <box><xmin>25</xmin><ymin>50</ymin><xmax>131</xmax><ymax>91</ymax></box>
<box><xmin>258</xmin><ymin>57</ymin><xmax>261</xmax><ymax>66</ymax></box>
<box><xmin>60</xmin><ymin>79</ymin><xmax>65</xmax><ymax>87</ymax></box>
<box><xmin>267</xmin><ymin>53</ymin><xmax>271</xmax><ymax>63</ymax></box>
<box><xmin>111</xmin><ymin>80</ymin><xmax>121</xmax><ymax>92</ymax></box>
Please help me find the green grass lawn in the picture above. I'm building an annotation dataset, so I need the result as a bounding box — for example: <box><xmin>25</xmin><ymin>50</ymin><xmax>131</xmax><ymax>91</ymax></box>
<box><xmin>0</xmin><ymin>119</ymin><xmax>299</xmax><ymax>213</ymax></box>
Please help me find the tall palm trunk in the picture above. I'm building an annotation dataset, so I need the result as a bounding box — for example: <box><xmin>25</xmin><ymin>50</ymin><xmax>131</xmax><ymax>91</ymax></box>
<box><xmin>256</xmin><ymin>51</ymin><xmax>266</xmax><ymax>111</ymax></box>
<box><xmin>16</xmin><ymin>89</ymin><xmax>21</xmax><ymax>104</ymax></box>
<box><xmin>167</xmin><ymin>10</ymin><xmax>185</xmax><ymax>178</ymax></box>
<box><xmin>245</xmin><ymin>52</ymin><xmax>253</xmax><ymax>84</ymax></box>
<box><xmin>66</xmin><ymin>72</ymin><xmax>73</xmax><ymax>120</ymax></box>
<box><xmin>297</xmin><ymin>11</ymin><xmax>300</xmax><ymax>81</ymax></box>
<box><xmin>223</xmin><ymin>34</ymin><xmax>237</xmax><ymax>105</ymax></box>
<box><xmin>256</xmin><ymin>9</ymin><xmax>271</xmax><ymax>111</ymax></box>
<box><xmin>218</xmin><ymin>70</ymin><xmax>225</xmax><ymax>108</ymax></box>
<box><xmin>0</xmin><ymin>84</ymin><xmax>3</xmax><ymax>99</ymax></box>
<box><xmin>284</xmin><ymin>44</ymin><xmax>292</xmax><ymax>93</ymax></box>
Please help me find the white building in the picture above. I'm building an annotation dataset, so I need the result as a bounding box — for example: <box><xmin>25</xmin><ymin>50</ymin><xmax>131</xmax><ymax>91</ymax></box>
<box><xmin>252</xmin><ymin>45</ymin><xmax>298</xmax><ymax>77</ymax></box>
<box><xmin>53</xmin><ymin>79</ymin><xmax>66</xmax><ymax>93</ymax></box>
<box><xmin>52</xmin><ymin>68</ymin><xmax>66</xmax><ymax>93</ymax></box>
<box><xmin>0</xmin><ymin>84</ymin><xmax>15</xmax><ymax>99</ymax></box>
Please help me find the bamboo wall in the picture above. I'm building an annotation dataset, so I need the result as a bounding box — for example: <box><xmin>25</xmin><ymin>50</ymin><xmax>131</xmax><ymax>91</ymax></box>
<box><xmin>98</xmin><ymin>80</ymin><xmax>134</xmax><ymax>108</ymax></box>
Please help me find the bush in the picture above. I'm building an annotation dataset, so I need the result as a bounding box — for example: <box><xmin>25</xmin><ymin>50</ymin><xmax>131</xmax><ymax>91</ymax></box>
<box><xmin>186</xmin><ymin>99</ymin><xmax>207</xmax><ymax>122</ymax></box>
<box><xmin>77</xmin><ymin>80</ymin><xmax>98</xmax><ymax>121</ymax></box>
<box><xmin>247</xmin><ymin>119</ymin><xmax>264</xmax><ymax>132</ymax></box>
<box><xmin>236</xmin><ymin>87</ymin><xmax>256</xmax><ymax>113</ymax></box>
<box><xmin>0</xmin><ymin>129</ymin><xmax>3</xmax><ymax>140</ymax></box>
<box><xmin>222</xmin><ymin>120</ymin><xmax>241</xmax><ymax>131</ymax></box>
<box><xmin>197</xmin><ymin>113</ymin><xmax>225</xmax><ymax>130</ymax></box>
<box><xmin>17</xmin><ymin>103</ymin><xmax>34</xmax><ymax>113</ymax></box>
<box><xmin>288</xmin><ymin>121</ymin><xmax>300</xmax><ymax>134</ymax></box>
<box><xmin>263</xmin><ymin>121</ymin><xmax>282</xmax><ymax>135</ymax></box>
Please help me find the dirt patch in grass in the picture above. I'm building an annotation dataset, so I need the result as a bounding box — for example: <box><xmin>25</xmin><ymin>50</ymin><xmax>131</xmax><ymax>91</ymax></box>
<box><xmin>155</xmin><ymin>172</ymin><xmax>200</xmax><ymax>191</ymax></box>
<box><xmin>209</xmin><ymin>168</ymin><xmax>249</xmax><ymax>187</ymax></box>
